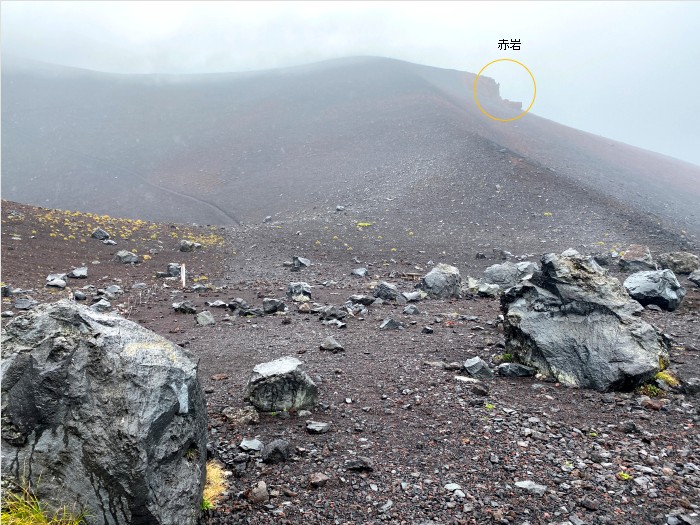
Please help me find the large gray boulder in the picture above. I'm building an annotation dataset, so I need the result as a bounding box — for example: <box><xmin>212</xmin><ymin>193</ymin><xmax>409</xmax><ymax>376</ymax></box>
<box><xmin>623</xmin><ymin>270</ymin><xmax>686</xmax><ymax>311</ymax></box>
<box><xmin>483</xmin><ymin>261</ymin><xmax>538</xmax><ymax>290</ymax></box>
<box><xmin>656</xmin><ymin>252</ymin><xmax>700</xmax><ymax>275</ymax></box>
<box><xmin>416</xmin><ymin>263</ymin><xmax>462</xmax><ymax>299</ymax></box>
<box><xmin>373</xmin><ymin>281</ymin><xmax>400</xmax><ymax>301</ymax></box>
<box><xmin>1</xmin><ymin>301</ymin><xmax>206</xmax><ymax>525</ymax></box>
<box><xmin>501</xmin><ymin>251</ymin><xmax>669</xmax><ymax>391</ymax></box>
<box><xmin>619</xmin><ymin>244</ymin><xmax>656</xmax><ymax>272</ymax></box>
<box><xmin>244</xmin><ymin>356</ymin><xmax>317</xmax><ymax>412</ymax></box>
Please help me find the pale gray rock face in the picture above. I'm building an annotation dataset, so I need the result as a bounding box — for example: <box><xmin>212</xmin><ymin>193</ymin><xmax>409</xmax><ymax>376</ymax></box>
<box><xmin>690</xmin><ymin>269</ymin><xmax>700</xmax><ymax>287</ymax></box>
<box><xmin>463</xmin><ymin>357</ymin><xmax>494</xmax><ymax>380</ymax></box>
<box><xmin>244</xmin><ymin>356</ymin><xmax>318</xmax><ymax>412</ymax></box>
<box><xmin>416</xmin><ymin>263</ymin><xmax>462</xmax><ymax>299</ymax></box>
<box><xmin>287</xmin><ymin>282</ymin><xmax>312</xmax><ymax>300</ymax></box>
<box><xmin>483</xmin><ymin>261</ymin><xmax>538</xmax><ymax>290</ymax></box>
<box><xmin>1</xmin><ymin>301</ymin><xmax>207</xmax><ymax>525</ymax></box>
<box><xmin>501</xmin><ymin>252</ymin><xmax>669</xmax><ymax>391</ymax></box>
<box><xmin>624</xmin><ymin>270</ymin><xmax>686</xmax><ymax>311</ymax></box>
<box><xmin>91</xmin><ymin>227</ymin><xmax>110</xmax><ymax>240</ymax></box>
<box><xmin>656</xmin><ymin>252</ymin><xmax>699</xmax><ymax>274</ymax></box>
<box><xmin>114</xmin><ymin>250</ymin><xmax>139</xmax><ymax>264</ymax></box>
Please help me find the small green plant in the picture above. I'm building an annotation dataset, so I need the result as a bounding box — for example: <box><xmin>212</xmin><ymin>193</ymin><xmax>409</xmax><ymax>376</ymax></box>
<box><xmin>588</xmin><ymin>431</ymin><xmax>598</xmax><ymax>437</ymax></box>
<box><xmin>1</xmin><ymin>480</ymin><xmax>87</xmax><ymax>524</ymax></box>
<box><xmin>637</xmin><ymin>383</ymin><xmax>663</xmax><ymax>398</ymax></box>
<box><xmin>201</xmin><ymin>498</ymin><xmax>213</xmax><ymax>511</ymax></box>
<box><xmin>616</xmin><ymin>471</ymin><xmax>632</xmax><ymax>481</ymax></box>
<box><xmin>356</xmin><ymin>222</ymin><xmax>373</xmax><ymax>228</ymax></box>
<box><xmin>499</xmin><ymin>353</ymin><xmax>513</xmax><ymax>363</ymax></box>
<box><xmin>484</xmin><ymin>403</ymin><xmax>496</xmax><ymax>410</ymax></box>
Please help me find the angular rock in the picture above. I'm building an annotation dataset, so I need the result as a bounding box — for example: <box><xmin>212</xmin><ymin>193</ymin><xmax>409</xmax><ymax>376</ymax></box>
<box><xmin>373</xmin><ymin>281</ymin><xmax>400</xmax><ymax>301</ymax></box>
<box><xmin>261</xmin><ymin>439</ymin><xmax>290</xmax><ymax>464</ymax></box>
<box><xmin>247</xmin><ymin>481</ymin><xmax>269</xmax><ymax>504</ymax></box>
<box><xmin>515</xmin><ymin>480</ymin><xmax>547</xmax><ymax>496</ymax></box>
<box><xmin>103</xmin><ymin>239</ymin><xmax>117</xmax><ymax>246</ymax></box>
<box><xmin>74</xmin><ymin>291</ymin><xmax>87</xmax><ymax>301</ymax></box>
<box><xmin>244</xmin><ymin>356</ymin><xmax>318</xmax><ymax>412</ymax></box>
<box><xmin>46</xmin><ymin>272</ymin><xmax>68</xmax><ymax>282</ymax></box>
<box><xmin>477</xmin><ymin>282</ymin><xmax>500</xmax><ymax>297</ymax></box>
<box><xmin>114</xmin><ymin>250</ymin><xmax>139</xmax><ymax>264</ymax></box>
<box><xmin>196</xmin><ymin>311</ymin><xmax>215</xmax><ymax>326</ymax></box>
<box><xmin>1</xmin><ymin>301</ymin><xmax>206</xmax><ymax>525</ymax></box>
<box><xmin>422</xmin><ymin>326</ymin><xmax>434</xmax><ymax>334</ymax></box>
<box><xmin>206</xmin><ymin>300</ymin><xmax>228</xmax><ymax>308</ymax></box>
<box><xmin>262</xmin><ymin>298</ymin><xmax>286</xmax><ymax>314</ymax></box>
<box><xmin>380</xmin><ymin>318</ymin><xmax>401</xmax><ymax>330</ymax></box>
<box><xmin>497</xmin><ymin>363</ymin><xmax>537</xmax><ymax>377</ymax></box>
<box><xmin>14</xmin><ymin>298</ymin><xmax>38</xmax><ymax>310</ymax></box>
<box><xmin>351</xmin><ymin>268</ymin><xmax>368</xmax><ymax>277</ymax></box>
<box><xmin>91</xmin><ymin>298</ymin><xmax>111</xmax><ymax>312</ymax></box>
<box><xmin>689</xmin><ymin>269</ymin><xmax>700</xmax><ymax>287</ymax></box>
<box><xmin>309</xmin><ymin>472</ymin><xmax>330</xmax><ymax>488</ymax></box>
<box><xmin>416</xmin><ymin>263</ymin><xmax>462</xmax><ymax>299</ymax></box>
<box><xmin>46</xmin><ymin>278</ymin><xmax>67</xmax><ymax>289</ymax></box>
<box><xmin>179</xmin><ymin>239</ymin><xmax>196</xmax><ymax>252</ymax></box>
<box><xmin>173</xmin><ymin>301</ymin><xmax>197</xmax><ymax>314</ymax></box>
<box><xmin>402</xmin><ymin>291</ymin><xmax>424</xmax><ymax>302</ymax></box>
<box><xmin>624</xmin><ymin>270</ymin><xmax>686</xmax><ymax>311</ymax></box>
<box><xmin>91</xmin><ymin>227</ymin><xmax>110</xmax><ymax>240</ymax></box>
<box><xmin>240</xmin><ymin>438</ymin><xmax>264</xmax><ymax>452</ymax></box>
<box><xmin>306</xmin><ymin>421</ymin><xmax>331</xmax><ymax>434</ymax></box>
<box><xmin>318</xmin><ymin>305</ymin><xmax>347</xmax><ymax>321</ymax></box>
<box><xmin>348</xmin><ymin>294</ymin><xmax>374</xmax><ymax>306</ymax></box>
<box><xmin>287</xmin><ymin>282</ymin><xmax>312</xmax><ymax>301</ymax></box>
<box><xmin>291</xmin><ymin>256</ymin><xmax>311</xmax><ymax>272</ymax></box>
<box><xmin>501</xmin><ymin>251</ymin><xmax>669</xmax><ymax>391</ymax></box>
<box><xmin>67</xmin><ymin>266</ymin><xmax>88</xmax><ymax>279</ymax></box>
<box><xmin>320</xmin><ymin>336</ymin><xmax>344</xmax><ymax>353</ymax></box>
<box><xmin>656</xmin><ymin>252</ymin><xmax>699</xmax><ymax>274</ymax></box>
<box><xmin>263</xmin><ymin>215</ymin><xmax>272</xmax><ymax>223</ymax></box>
<box><xmin>344</xmin><ymin>456</ymin><xmax>374</xmax><ymax>472</ymax></box>
<box><xmin>464</xmin><ymin>357</ymin><xmax>495</xmax><ymax>380</ymax></box>
<box><xmin>322</xmin><ymin>319</ymin><xmax>347</xmax><ymax>329</ymax></box>
<box><xmin>619</xmin><ymin>244</ymin><xmax>656</xmax><ymax>272</ymax></box>
<box><xmin>403</xmin><ymin>304</ymin><xmax>419</xmax><ymax>315</ymax></box>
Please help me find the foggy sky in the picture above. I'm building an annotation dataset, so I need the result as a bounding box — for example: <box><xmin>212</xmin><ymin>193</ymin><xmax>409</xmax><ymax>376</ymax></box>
<box><xmin>3</xmin><ymin>1</ymin><xmax>700</xmax><ymax>166</ymax></box>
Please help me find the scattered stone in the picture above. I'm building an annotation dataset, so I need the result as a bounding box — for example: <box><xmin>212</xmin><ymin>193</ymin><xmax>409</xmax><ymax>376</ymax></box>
<box><xmin>240</xmin><ymin>438</ymin><xmax>264</xmax><ymax>452</ymax></box>
<box><xmin>351</xmin><ymin>268</ymin><xmax>368</xmax><ymax>277</ymax></box>
<box><xmin>403</xmin><ymin>304</ymin><xmax>419</xmax><ymax>315</ymax></box>
<box><xmin>689</xmin><ymin>269</ymin><xmax>700</xmax><ymax>287</ymax></box>
<box><xmin>320</xmin><ymin>336</ymin><xmax>344</xmax><ymax>353</ymax></box>
<box><xmin>515</xmin><ymin>480</ymin><xmax>547</xmax><ymax>496</ymax></box>
<box><xmin>261</xmin><ymin>439</ymin><xmax>290</xmax><ymax>464</ymax></box>
<box><xmin>173</xmin><ymin>301</ymin><xmax>197</xmax><ymax>314</ymax></box>
<box><xmin>497</xmin><ymin>363</ymin><xmax>537</xmax><ymax>377</ymax></box>
<box><xmin>619</xmin><ymin>244</ymin><xmax>656</xmax><ymax>272</ymax></box>
<box><xmin>247</xmin><ymin>481</ymin><xmax>269</xmax><ymax>504</ymax></box>
<box><xmin>102</xmin><ymin>239</ymin><xmax>117</xmax><ymax>246</ymax></box>
<box><xmin>464</xmin><ymin>356</ymin><xmax>494</xmax><ymax>380</ymax></box>
<box><xmin>344</xmin><ymin>456</ymin><xmax>374</xmax><ymax>472</ymax></box>
<box><xmin>263</xmin><ymin>215</ymin><xmax>272</xmax><ymax>223</ymax></box>
<box><xmin>380</xmin><ymin>318</ymin><xmax>401</xmax><ymax>330</ymax></box>
<box><xmin>74</xmin><ymin>291</ymin><xmax>87</xmax><ymax>301</ymax></box>
<box><xmin>291</xmin><ymin>256</ymin><xmax>311</xmax><ymax>272</ymax></box>
<box><xmin>46</xmin><ymin>278</ymin><xmax>67</xmax><ymax>289</ymax></box>
<box><xmin>91</xmin><ymin>227</ymin><xmax>110</xmax><ymax>240</ymax></box>
<box><xmin>309</xmin><ymin>472</ymin><xmax>330</xmax><ymax>488</ymax></box>
<box><xmin>501</xmin><ymin>251</ymin><xmax>669</xmax><ymax>390</ymax></box>
<box><xmin>222</xmin><ymin>406</ymin><xmax>259</xmax><ymax>425</ymax></box>
<box><xmin>656</xmin><ymin>252</ymin><xmax>700</xmax><ymax>274</ymax></box>
<box><xmin>191</xmin><ymin>284</ymin><xmax>207</xmax><ymax>292</ymax></box>
<box><xmin>114</xmin><ymin>250</ymin><xmax>139</xmax><ymax>264</ymax></box>
<box><xmin>46</xmin><ymin>272</ymin><xmax>68</xmax><ymax>282</ymax></box>
<box><xmin>416</xmin><ymin>263</ymin><xmax>462</xmax><ymax>299</ymax></box>
<box><xmin>374</xmin><ymin>281</ymin><xmax>400</xmax><ymax>301</ymax></box>
<box><xmin>471</xmin><ymin>384</ymin><xmax>489</xmax><ymax>396</ymax></box>
<box><xmin>262</xmin><ymin>298</ymin><xmax>286</xmax><ymax>314</ymax></box>
<box><xmin>91</xmin><ymin>299</ymin><xmax>111</xmax><ymax>312</ymax></box>
<box><xmin>306</xmin><ymin>421</ymin><xmax>331</xmax><ymax>434</ymax></box>
<box><xmin>244</xmin><ymin>356</ymin><xmax>318</xmax><ymax>412</ymax></box>
<box><xmin>422</xmin><ymin>326</ymin><xmax>434</xmax><ymax>334</ymax></box>
<box><xmin>206</xmin><ymin>300</ymin><xmax>228</xmax><ymax>308</ymax></box>
<box><xmin>287</xmin><ymin>282</ymin><xmax>312</xmax><ymax>301</ymax></box>
<box><xmin>1</xmin><ymin>301</ymin><xmax>206</xmax><ymax>525</ymax></box>
<box><xmin>402</xmin><ymin>291</ymin><xmax>424</xmax><ymax>302</ymax></box>
<box><xmin>179</xmin><ymin>239</ymin><xmax>196</xmax><ymax>252</ymax></box>
<box><xmin>349</xmin><ymin>294</ymin><xmax>374</xmax><ymax>305</ymax></box>
<box><xmin>322</xmin><ymin>319</ymin><xmax>347</xmax><ymax>329</ymax></box>
<box><xmin>13</xmin><ymin>298</ymin><xmax>38</xmax><ymax>310</ymax></box>
<box><xmin>105</xmin><ymin>285</ymin><xmax>122</xmax><ymax>295</ymax></box>
<box><xmin>2</xmin><ymin>311</ymin><xmax>15</xmax><ymax>318</ymax></box>
<box><xmin>196</xmin><ymin>311</ymin><xmax>215</xmax><ymax>326</ymax></box>
<box><xmin>477</xmin><ymin>282</ymin><xmax>500</xmax><ymax>297</ymax></box>
<box><xmin>67</xmin><ymin>267</ymin><xmax>88</xmax><ymax>279</ymax></box>
<box><xmin>624</xmin><ymin>270</ymin><xmax>686</xmax><ymax>311</ymax></box>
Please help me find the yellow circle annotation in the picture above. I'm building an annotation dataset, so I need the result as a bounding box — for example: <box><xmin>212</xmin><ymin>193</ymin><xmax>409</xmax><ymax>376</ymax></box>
<box><xmin>473</xmin><ymin>58</ymin><xmax>536</xmax><ymax>122</ymax></box>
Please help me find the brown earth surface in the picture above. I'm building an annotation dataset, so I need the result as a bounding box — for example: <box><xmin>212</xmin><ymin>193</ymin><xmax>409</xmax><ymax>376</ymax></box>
<box><xmin>2</xmin><ymin>200</ymin><xmax>699</xmax><ymax>525</ymax></box>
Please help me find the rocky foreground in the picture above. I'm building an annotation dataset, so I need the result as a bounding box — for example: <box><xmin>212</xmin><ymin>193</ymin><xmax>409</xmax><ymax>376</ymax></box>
<box><xmin>1</xmin><ymin>201</ymin><xmax>699</xmax><ymax>525</ymax></box>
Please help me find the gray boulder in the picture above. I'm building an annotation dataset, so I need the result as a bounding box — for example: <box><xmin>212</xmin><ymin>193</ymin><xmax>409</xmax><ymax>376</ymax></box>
<box><xmin>291</xmin><ymin>256</ymin><xmax>311</xmax><ymax>272</ymax></box>
<box><xmin>690</xmin><ymin>270</ymin><xmax>700</xmax><ymax>287</ymax></box>
<box><xmin>68</xmin><ymin>266</ymin><xmax>88</xmax><ymax>279</ymax></box>
<box><xmin>196</xmin><ymin>311</ymin><xmax>216</xmax><ymax>326</ymax></box>
<box><xmin>416</xmin><ymin>263</ymin><xmax>462</xmax><ymax>299</ymax></box>
<box><xmin>477</xmin><ymin>282</ymin><xmax>500</xmax><ymax>297</ymax></box>
<box><xmin>623</xmin><ymin>270</ymin><xmax>686</xmax><ymax>311</ymax></box>
<box><xmin>262</xmin><ymin>298</ymin><xmax>286</xmax><ymax>314</ymax></box>
<box><xmin>244</xmin><ymin>356</ymin><xmax>317</xmax><ymax>412</ymax></box>
<box><xmin>463</xmin><ymin>357</ymin><xmax>494</xmax><ymax>380</ymax></box>
<box><xmin>619</xmin><ymin>244</ymin><xmax>656</xmax><ymax>272</ymax></box>
<box><xmin>320</xmin><ymin>336</ymin><xmax>344</xmax><ymax>353</ymax></box>
<box><xmin>656</xmin><ymin>252</ymin><xmax>699</xmax><ymax>274</ymax></box>
<box><xmin>167</xmin><ymin>263</ymin><xmax>182</xmax><ymax>277</ymax></box>
<box><xmin>373</xmin><ymin>281</ymin><xmax>400</xmax><ymax>301</ymax></box>
<box><xmin>287</xmin><ymin>282</ymin><xmax>312</xmax><ymax>301</ymax></box>
<box><xmin>403</xmin><ymin>304</ymin><xmax>420</xmax><ymax>315</ymax></box>
<box><xmin>1</xmin><ymin>301</ymin><xmax>206</xmax><ymax>525</ymax></box>
<box><xmin>497</xmin><ymin>363</ymin><xmax>537</xmax><ymax>377</ymax></box>
<box><xmin>501</xmin><ymin>251</ymin><xmax>669</xmax><ymax>391</ymax></box>
<box><xmin>261</xmin><ymin>439</ymin><xmax>290</xmax><ymax>464</ymax></box>
<box><xmin>91</xmin><ymin>227</ymin><xmax>110</xmax><ymax>240</ymax></box>
<box><xmin>483</xmin><ymin>261</ymin><xmax>538</xmax><ymax>289</ymax></box>
<box><xmin>179</xmin><ymin>239</ymin><xmax>196</xmax><ymax>252</ymax></box>
<box><xmin>114</xmin><ymin>250</ymin><xmax>139</xmax><ymax>264</ymax></box>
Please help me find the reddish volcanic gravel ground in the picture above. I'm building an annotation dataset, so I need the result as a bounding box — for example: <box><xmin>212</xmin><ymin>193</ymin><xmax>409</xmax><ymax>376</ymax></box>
<box><xmin>2</xmin><ymin>200</ymin><xmax>699</xmax><ymax>525</ymax></box>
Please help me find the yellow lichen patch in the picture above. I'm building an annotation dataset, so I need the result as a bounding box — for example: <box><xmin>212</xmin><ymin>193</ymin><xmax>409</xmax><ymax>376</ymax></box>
<box><xmin>655</xmin><ymin>371</ymin><xmax>679</xmax><ymax>388</ymax></box>
<box><xmin>202</xmin><ymin>460</ymin><xmax>228</xmax><ymax>509</ymax></box>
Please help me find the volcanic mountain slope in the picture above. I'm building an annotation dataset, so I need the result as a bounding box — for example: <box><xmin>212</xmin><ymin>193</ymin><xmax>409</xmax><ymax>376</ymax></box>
<box><xmin>3</xmin><ymin>56</ymin><xmax>699</xmax><ymax>247</ymax></box>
